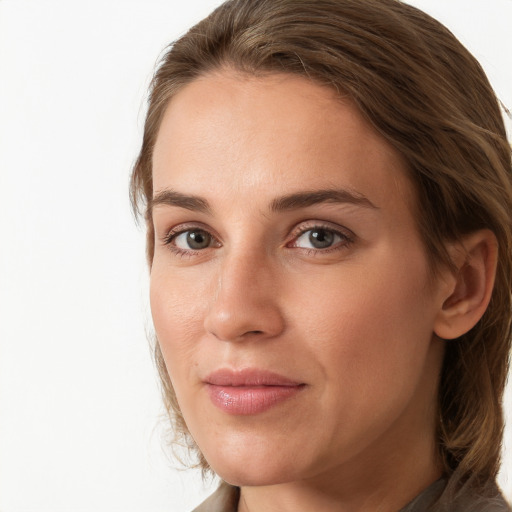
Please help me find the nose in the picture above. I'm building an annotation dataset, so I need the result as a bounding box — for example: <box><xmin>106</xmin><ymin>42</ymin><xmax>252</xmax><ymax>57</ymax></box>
<box><xmin>203</xmin><ymin>252</ymin><xmax>285</xmax><ymax>342</ymax></box>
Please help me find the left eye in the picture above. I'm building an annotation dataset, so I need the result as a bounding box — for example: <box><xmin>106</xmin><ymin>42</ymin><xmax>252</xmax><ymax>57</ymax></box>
<box><xmin>293</xmin><ymin>228</ymin><xmax>346</xmax><ymax>249</ymax></box>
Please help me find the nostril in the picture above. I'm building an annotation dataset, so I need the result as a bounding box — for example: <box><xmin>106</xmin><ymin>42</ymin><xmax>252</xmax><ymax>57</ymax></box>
<box><xmin>204</xmin><ymin>296</ymin><xmax>286</xmax><ymax>341</ymax></box>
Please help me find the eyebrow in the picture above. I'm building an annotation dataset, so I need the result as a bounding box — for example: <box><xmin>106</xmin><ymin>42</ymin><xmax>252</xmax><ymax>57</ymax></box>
<box><xmin>149</xmin><ymin>187</ymin><xmax>378</xmax><ymax>216</ymax></box>
<box><xmin>269</xmin><ymin>189</ymin><xmax>378</xmax><ymax>212</ymax></box>
<box><xmin>149</xmin><ymin>189</ymin><xmax>212</xmax><ymax>215</ymax></box>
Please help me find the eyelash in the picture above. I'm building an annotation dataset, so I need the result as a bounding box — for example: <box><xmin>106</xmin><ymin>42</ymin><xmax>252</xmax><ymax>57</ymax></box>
<box><xmin>161</xmin><ymin>222</ymin><xmax>355</xmax><ymax>257</ymax></box>
<box><xmin>161</xmin><ymin>224</ymin><xmax>218</xmax><ymax>258</ymax></box>
<box><xmin>288</xmin><ymin>223</ymin><xmax>355</xmax><ymax>255</ymax></box>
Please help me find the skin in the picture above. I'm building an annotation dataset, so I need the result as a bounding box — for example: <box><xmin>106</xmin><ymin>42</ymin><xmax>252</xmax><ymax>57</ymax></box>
<box><xmin>149</xmin><ymin>71</ymin><xmax>459</xmax><ymax>512</ymax></box>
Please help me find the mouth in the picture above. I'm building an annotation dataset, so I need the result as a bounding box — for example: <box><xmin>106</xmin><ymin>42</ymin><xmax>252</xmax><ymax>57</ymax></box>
<box><xmin>204</xmin><ymin>368</ymin><xmax>306</xmax><ymax>415</ymax></box>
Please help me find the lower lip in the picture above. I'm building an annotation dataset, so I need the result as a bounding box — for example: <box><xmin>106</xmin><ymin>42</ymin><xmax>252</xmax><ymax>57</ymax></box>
<box><xmin>206</xmin><ymin>384</ymin><xmax>304</xmax><ymax>415</ymax></box>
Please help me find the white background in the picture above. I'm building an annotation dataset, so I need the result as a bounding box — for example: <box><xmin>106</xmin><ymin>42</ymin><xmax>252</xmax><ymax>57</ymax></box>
<box><xmin>0</xmin><ymin>1</ymin><xmax>511</xmax><ymax>511</ymax></box>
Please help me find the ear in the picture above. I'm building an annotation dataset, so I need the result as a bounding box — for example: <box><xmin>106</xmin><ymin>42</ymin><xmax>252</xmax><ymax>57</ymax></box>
<box><xmin>434</xmin><ymin>229</ymin><xmax>498</xmax><ymax>340</ymax></box>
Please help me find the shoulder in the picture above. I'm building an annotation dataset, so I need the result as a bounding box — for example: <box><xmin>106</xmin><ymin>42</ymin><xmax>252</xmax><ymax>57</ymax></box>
<box><xmin>440</xmin><ymin>481</ymin><xmax>511</xmax><ymax>512</ymax></box>
<box><xmin>401</xmin><ymin>479</ymin><xmax>511</xmax><ymax>512</ymax></box>
<box><xmin>191</xmin><ymin>482</ymin><xmax>240</xmax><ymax>512</ymax></box>
<box><xmin>442</xmin><ymin>490</ymin><xmax>511</xmax><ymax>512</ymax></box>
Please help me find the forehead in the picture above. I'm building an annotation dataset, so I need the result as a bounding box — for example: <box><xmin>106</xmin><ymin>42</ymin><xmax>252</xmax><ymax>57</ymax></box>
<box><xmin>152</xmin><ymin>71</ymin><xmax>415</xmax><ymax>215</ymax></box>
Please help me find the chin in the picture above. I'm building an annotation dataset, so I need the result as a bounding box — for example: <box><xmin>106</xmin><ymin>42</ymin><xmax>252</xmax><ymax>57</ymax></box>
<box><xmin>216</xmin><ymin>465</ymin><xmax>296</xmax><ymax>488</ymax></box>
<box><xmin>203</xmin><ymin>439</ymin><xmax>303</xmax><ymax>487</ymax></box>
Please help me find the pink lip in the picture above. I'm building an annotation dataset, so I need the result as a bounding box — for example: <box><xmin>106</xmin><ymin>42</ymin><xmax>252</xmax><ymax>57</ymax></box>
<box><xmin>204</xmin><ymin>369</ymin><xmax>305</xmax><ymax>415</ymax></box>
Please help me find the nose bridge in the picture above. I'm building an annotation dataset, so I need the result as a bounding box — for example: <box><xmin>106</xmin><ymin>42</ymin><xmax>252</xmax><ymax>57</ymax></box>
<box><xmin>204</xmin><ymin>245</ymin><xmax>284</xmax><ymax>342</ymax></box>
<box><xmin>220</xmin><ymin>246</ymin><xmax>269</xmax><ymax>297</ymax></box>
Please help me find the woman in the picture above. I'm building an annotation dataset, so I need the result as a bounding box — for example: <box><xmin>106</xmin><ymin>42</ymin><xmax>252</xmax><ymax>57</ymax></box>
<box><xmin>130</xmin><ymin>0</ymin><xmax>512</xmax><ymax>510</ymax></box>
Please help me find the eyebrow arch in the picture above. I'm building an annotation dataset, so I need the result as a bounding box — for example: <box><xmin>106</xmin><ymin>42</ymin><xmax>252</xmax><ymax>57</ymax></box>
<box><xmin>149</xmin><ymin>189</ymin><xmax>212</xmax><ymax>215</ymax></box>
<box><xmin>270</xmin><ymin>188</ymin><xmax>378</xmax><ymax>212</ymax></box>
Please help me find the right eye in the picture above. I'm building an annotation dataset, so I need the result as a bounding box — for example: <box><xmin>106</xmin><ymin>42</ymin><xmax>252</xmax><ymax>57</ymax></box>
<box><xmin>163</xmin><ymin>227</ymin><xmax>220</xmax><ymax>255</ymax></box>
<box><xmin>174</xmin><ymin>229</ymin><xmax>213</xmax><ymax>250</ymax></box>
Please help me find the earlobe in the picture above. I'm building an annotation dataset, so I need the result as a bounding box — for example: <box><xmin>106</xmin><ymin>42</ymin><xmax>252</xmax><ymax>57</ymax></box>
<box><xmin>434</xmin><ymin>230</ymin><xmax>498</xmax><ymax>340</ymax></box>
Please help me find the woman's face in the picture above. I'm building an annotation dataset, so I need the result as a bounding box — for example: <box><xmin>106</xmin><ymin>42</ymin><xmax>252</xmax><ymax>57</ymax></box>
<box><xmin>150</xmin><ymin>72</ymin><xmax>450</xmax><ymax>486</ymax></box>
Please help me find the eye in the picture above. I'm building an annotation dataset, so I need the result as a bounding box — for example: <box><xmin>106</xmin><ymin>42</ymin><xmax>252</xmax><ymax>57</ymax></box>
<box><xmin>173</xmin><ymin>229</ymin><xmax>213</xmax><ymax>250</ymax></box>
<box><xmin>291</xmin><ymin>226</ymin><xmax>352</xmax><ymax>251</ymax></box>
<box><xmin>162</xmin><ymin>226</ymin><xmax>220</xmax><ymax>255</ymax></box>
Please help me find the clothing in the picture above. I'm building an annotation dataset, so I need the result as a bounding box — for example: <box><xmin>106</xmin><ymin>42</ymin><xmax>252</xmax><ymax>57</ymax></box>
<box><xmin>192</xmin><ymin>483</ymin><xmax>239</xmax><ymax>512</ymax></box>
<box><xmin>399</xmin><ymin>479</ymin><xmax>510</xmax><ymax>512</ymax></box>
<box><xmin>192</xmin><ymin>479</ymin><xmax>511</xmax><ymax>512</ymax></box>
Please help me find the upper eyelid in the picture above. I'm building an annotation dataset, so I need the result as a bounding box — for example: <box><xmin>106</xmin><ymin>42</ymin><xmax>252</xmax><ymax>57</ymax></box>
<box><xmin>162</xmin><ymin>222</ymin><xmax>220</xmax><ymax>241</ymax></box>
<box><xmin>289</xmin><ymin>220</ymin><xmax>355</xmax><ymax>239</ymax></box>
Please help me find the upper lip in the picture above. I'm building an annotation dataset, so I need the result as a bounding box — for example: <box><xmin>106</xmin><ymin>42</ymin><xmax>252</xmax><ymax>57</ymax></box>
<box><xmin>205</xmin><ymin>368</ymin><xmax>303</xmax><ymax>387</ymax></box>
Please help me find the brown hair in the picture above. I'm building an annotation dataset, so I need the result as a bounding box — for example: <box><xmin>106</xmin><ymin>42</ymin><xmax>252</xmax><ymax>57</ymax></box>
<box><xmin>130</xmin><ymin>0</ymin><xmax>512</xmax><ymax>492</ymax></box>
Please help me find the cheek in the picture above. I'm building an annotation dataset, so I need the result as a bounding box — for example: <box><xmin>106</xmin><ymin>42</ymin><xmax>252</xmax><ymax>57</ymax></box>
<box><xmin>291</xmin><ymin>248</ymin><xmax>436</xmax><ymax>386</ymax></box>
<box><xmin>149</xmin><ymin>266</ymin><xmax>210</xmax><ymax>382</ymax></box>
<box><xmin>283</xmin><ymin>253</ymin><xmax>439</xmax><ymax>457</ymax></box>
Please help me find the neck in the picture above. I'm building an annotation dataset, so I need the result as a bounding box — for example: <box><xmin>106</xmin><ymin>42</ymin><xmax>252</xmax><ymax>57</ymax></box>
<box><xmin>238</xmin><ymin>433</ymin><xmax>442</xmax><ymax>512</ymax></box>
